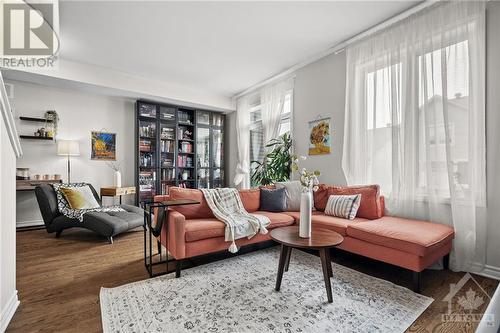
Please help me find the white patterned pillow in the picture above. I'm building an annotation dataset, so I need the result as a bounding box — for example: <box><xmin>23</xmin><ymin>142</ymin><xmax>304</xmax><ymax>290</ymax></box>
<box><xmin>324</xmin><ymin>194</ymin><xmax>361</xmax><ymax>220</ymax></box>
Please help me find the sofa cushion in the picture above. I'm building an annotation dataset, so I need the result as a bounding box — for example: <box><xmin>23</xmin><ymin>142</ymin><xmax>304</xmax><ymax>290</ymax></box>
<box><xmin>311</xmin><ymin>212</ymin><xmax>369</xmax><ymax>236</ymax></box>
<box><xmin>329</xmin><ymin>185</ymin><xmax>383</xmax><ymax>220</ymax></box>
<box><xmin>313</xmin><ymin>184</ymin><xmax>331</xmax><ymax>211</ymax></box>
<box><xmin>346</xmin><ymin>216</ymin><xmax>455</xmax><ymax>257</ymax></box>
<box><xmin>169</xmin><ymin>187</ymin><xmax>214</xmax><ymax>219</ymax></box>
<box><xmin>282</xmin><ymin>211</ymin><xmax>323</xmax><ymax>222</ymax></box>
<box><xmin>252</xmin><ymin>211</ymin><xmax>295</xmax><ymax>227</ymax></box>
<box><xmin>275</xmin><ymin>181</ymin><xmax>302</xmax><ymax>211</ymax></box>
<box><xmin>184</xmin><ymin>211</ymin><xmax>294</xmax><ymax>242</ymax></box>
<box><xmin>238</xmin><ymin>188</ymin><xmax>260</xmax><ymax>213</ymax></box>
<box><xmin>259</xmin><ymin>187</ymin><xmax>286</xmax><ymax>212</ymax></box>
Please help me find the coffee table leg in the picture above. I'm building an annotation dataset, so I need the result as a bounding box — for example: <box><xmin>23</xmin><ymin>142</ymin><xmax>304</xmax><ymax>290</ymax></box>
<box><xmin>325</xmin><ymin>248</ymin><xmax>333</xmax><ymax>278</ymax></box>
<box><xmin>284</xmin><ymin>247</ymin><xmax>292</xmax><ymax>272</ymax></box>
<box><xmin>275</xmin><ymin>244</ymin><xmax>288</xmax><ymax>291</ymax></box>
<box><xmin>320</xmin><ymin>248</ymin><xmax>333</xmax><ymax>303</ymax></box>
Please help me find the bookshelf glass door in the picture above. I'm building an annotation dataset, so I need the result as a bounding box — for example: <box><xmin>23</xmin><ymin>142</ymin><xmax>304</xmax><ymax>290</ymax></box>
<box><xmin>197</xmin><ymin>127</ymin><xmax>210</xmax><ymax>168</ymax></box>
<box><xmin>213</xmin><ymin>129</ymin><xmax>223</xmax><ymax>169</ymax></box>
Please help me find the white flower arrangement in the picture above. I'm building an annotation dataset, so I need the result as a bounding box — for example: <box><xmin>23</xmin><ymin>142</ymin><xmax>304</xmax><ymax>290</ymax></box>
<box><xmin>291</xmin><ymin>155</ymin><xmax>320</xmax><ymax>193</ymax></box>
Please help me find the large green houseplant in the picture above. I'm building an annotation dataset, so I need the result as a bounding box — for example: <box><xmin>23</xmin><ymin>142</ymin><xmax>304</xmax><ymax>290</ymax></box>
<box><xmin>251</xmin><ymin>132</ymin><xmax>292</xmax><ymax>187</ymax></box>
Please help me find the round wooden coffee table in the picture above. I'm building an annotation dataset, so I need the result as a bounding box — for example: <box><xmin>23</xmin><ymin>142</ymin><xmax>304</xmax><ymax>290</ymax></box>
<box><xmin>270</xmin><ymin>226</ymin><xmax>344</xmax><ymax>303</ymax></box>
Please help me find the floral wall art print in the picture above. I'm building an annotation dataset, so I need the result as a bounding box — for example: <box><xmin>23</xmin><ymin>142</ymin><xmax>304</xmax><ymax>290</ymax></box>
<box><xmin>308</xmin><ymin>118</ymin><xmax>331</xmax><ymax>155</ymax></box>
<box><xmin>91</xmin><ymin>131</ymin><xmax>116</xmax><ymax>160</ymax></box>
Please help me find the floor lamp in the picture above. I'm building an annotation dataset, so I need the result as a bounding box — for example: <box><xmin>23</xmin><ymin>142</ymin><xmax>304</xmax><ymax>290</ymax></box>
<box><xmin>57</xmin><ymin>140</ymin><xmax>80</xmax><ymax>183</ymax></box>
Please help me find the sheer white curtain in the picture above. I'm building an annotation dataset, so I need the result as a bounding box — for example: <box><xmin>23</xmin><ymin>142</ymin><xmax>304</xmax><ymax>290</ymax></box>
<box><xmin>234</xmin><ymin>96</ymin><xmax>251</xmax><ymax>189</ymax></box>
<box><xmin>343</xmin><ymin>1</ymin><xmax>486</xmax><ymax>272</ymax></box>
<box><xmin>261</xmin><ymin>78</ymin><xmax>294</xmax><ymax>152</ymax></box>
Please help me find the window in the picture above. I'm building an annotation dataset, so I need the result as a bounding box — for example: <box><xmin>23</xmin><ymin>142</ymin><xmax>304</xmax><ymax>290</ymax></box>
<box><xmin>249</xmin><ymin>92</ymin><xmax>292</xmax><ymax>180</ymax></box>
<box><xmin>364</xmin><ymin>40</ymin><xmax>475</xmax><ymax>200</ymax></box>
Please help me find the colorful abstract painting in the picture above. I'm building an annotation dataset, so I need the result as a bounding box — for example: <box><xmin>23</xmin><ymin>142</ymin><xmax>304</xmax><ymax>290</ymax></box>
<box><xmin>309</xmin><ymin>118</ymin><xmax>331</xmax><ymax>155</ymax></box>
<box><xmin>91</xmin><ymin>131</ymin><xmax>116</xmax><ymax>160</ymax></box>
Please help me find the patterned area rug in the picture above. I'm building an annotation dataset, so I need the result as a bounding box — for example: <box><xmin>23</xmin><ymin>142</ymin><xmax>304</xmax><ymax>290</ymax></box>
<box><xmin>100</xmin><ymin>247</ymin><xmax>433</xmax><ymax>332</ymax></box>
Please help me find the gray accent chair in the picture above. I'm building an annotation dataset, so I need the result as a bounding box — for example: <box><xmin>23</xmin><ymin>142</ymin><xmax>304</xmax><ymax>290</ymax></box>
<box><xmin>35</xmin><ymin>184</ymin><xmax>144</xmax><ymax>243</ymax></box>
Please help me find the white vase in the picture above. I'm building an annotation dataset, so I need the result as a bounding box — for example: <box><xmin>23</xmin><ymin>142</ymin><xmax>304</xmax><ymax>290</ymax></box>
<box><xmin>113</xmin><ymin>170</ymin><xmax>122</xmax><ymax>188</ymax></box>
<box><xmin>299</xmin><ymin>191</ymin><xmax>312</xmax><ymax>238</ymax></box>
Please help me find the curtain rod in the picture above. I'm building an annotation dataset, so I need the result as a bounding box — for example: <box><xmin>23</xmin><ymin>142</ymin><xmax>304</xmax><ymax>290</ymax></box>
<box><xmin>234</xmin><ymin>0</ymin><xmax>438</xmax><ymax>99</ymax></box>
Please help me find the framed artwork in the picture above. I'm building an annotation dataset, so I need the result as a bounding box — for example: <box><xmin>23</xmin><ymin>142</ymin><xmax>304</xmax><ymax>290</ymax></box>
<box><xmin>308</xmin><ymin>117</ymin><xmax>331</xmax><ymax>155</ymax></box>
<box><xmin>91</xmin><ymin>131</ymin><xmax>116</xmax><ymax>160</ymax></box>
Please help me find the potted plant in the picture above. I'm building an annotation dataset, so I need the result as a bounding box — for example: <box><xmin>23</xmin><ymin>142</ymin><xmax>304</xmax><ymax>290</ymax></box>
<box><xmin>251</xmin><ymin>132</ymin><xmax>292</xmax><ymax>187</ymax></box>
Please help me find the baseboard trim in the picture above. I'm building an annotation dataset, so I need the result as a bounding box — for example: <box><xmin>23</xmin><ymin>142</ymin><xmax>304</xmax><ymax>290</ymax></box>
<box><xmin>16</xmin><ymin>220</ymin><xmax>44</xmax><ymax>228</ymax></box>
<box><xmin>471</xmin><ymin>263</ymin><xmax>500</xmax><ymax>281</ymax></box>
<box><xmin>0</xmin><ymin>290</ymin><xmax>20</xmax><ymax>332</ymax></box>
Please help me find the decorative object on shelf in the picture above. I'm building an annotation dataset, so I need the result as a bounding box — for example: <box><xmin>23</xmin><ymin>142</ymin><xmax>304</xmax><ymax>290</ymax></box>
<box><xmin>291</xmin><ymin>155</ymin><xmax>320</xmax><ymax>238</ymax></box>
<box><xmin>251</xmin><ymin>132</ymin><xmax>292</xmax><ymax>187</ymax></box>
<box><xmin>182</xmin><ymin>169</ymin><xmax>189</xmax><ymax>181</ymax></box>
<box><xmin>16</xmin><ymin>167</ymin><xmax>30</xmax><ymax>180</ymax></box>
<box><xmin>57</xmin><ymin>140</ymin><xmax>80</xmax><ymax>183</ymax></box>
<box><xmin>309</xmin><ymin>117</ymin><xmax>331</xmax><ymax>155</ymax></box>
<box><xmin>91</xmin><ymin>131</ymin><xmax>116</xmax><ymax>160</ymax></box>
<box><xmin>44</xmin><ymin>110</ymin><xmax>59</xmax><ymax>138</ymax></box>
<box><xmin>107</xmin><ymin>161</ymin><xmax>122</xmax><ymax>188</ymax></box>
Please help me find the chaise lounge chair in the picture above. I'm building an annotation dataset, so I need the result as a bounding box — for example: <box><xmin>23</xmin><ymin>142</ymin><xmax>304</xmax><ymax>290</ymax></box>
<box><xmin>35</xmin><ymin>184</ymin><xmax>144</xmax><ymax>243</ymax></box>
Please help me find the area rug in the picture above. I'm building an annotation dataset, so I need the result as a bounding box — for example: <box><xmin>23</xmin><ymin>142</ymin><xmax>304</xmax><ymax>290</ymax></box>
<box><xmin>100</xmin><ymin>247</ymin><xmax>433</xmax><ymax>333</ymax></box>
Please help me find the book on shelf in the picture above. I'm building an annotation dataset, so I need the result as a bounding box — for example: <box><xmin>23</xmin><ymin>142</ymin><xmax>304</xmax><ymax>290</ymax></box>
<box><xmin>161</xmin><ymin>168</ymin><xmax>176</xmax><ymax>181</ymax></box>
<box><xmin>162</xmin><ymin>157</ymin><xmax>174</xmax><ymax>168</ymax></box>
<box><xmin>139</xmin><ymin>140</ymin><xmax>152</xmax><ymax>152</ymax></box>
<box><xmin>177</xmin><ymin>155</ymin><xmax>193</xmax><ymax>168</ymax></box>
<box><xmin>179</xmin><ymin>141</ymin><xmax>193</xmax><ymax>153</ymax></box>
<box><xmin>161</xmin><ymin>183</ymin><xmax>172</xmax><ymax>195</ymax></box>
<box><xmin>161</xmin><ymin>140</ymin><xmax>175</xmax><ymax>153</ymax></box>
<box><xmin>178</xmin><ymin>111</ymin><xmax>193</xmax><ymax>124</ymax></box>
<box><xmin>161</xmin><ymin>127</ymin><xmax>175</xmax><ymax>140</ymax></box>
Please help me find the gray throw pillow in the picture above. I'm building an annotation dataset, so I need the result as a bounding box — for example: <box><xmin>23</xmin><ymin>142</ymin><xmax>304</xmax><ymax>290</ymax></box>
<box><xmin>259</xmin><ymin>187</ymin><xmax>286</xmax><ymax>212</ymax></box>
<box><xmin>275</xmin><ymin>181</ymin><xmax>302</xmax><ymax>211</ymax></box>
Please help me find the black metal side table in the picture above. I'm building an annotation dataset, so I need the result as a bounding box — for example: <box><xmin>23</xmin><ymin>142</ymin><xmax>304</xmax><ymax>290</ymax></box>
<box><xmin>142</xmin><ymin>199</ymin><xmax>200</xmax><ymax>278</ymax></box>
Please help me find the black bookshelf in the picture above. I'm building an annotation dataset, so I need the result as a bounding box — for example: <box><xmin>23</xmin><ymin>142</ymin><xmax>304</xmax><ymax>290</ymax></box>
<box><xmin>135</xmin><ymin>100</ymin><xmax>225</xmax><ymax>204</ymax></box>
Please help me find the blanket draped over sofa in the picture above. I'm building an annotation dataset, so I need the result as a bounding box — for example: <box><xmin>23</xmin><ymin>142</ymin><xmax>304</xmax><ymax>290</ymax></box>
<box><xmin>201</xmin><ymin>188</ymin><xmax>270</xmax><ymax>253</ymax></box>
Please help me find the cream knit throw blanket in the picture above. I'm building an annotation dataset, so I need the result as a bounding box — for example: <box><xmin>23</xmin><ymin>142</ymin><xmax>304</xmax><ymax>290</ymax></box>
<box><xmin>201</xmin><ymin>188</ymin><xmax>270</xmax><ymax>253</ymax></box>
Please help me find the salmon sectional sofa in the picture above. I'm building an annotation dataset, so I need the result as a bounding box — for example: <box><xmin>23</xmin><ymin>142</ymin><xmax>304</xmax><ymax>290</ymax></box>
<box><xmin>154</xmin><ymin>185</ymin><xmax>454</xmax><ymax>292</ymax></box>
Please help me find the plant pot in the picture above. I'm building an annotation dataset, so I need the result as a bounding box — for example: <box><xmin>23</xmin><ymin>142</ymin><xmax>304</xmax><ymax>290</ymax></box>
<box><xmin>299</xmin><ymin>191</ymin><xmax>312</xmax><ymax>238</ymax></box>
<box><xmin>113</xmin><ymin>171</ymin><xmax>122</xmax><ymax>188</ymax></box>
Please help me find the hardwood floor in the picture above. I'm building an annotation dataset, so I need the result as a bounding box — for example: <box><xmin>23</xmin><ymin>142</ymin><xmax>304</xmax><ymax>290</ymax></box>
<box><xmin>8</xmin><ymin>228</ymin><xmax>499</xmax><ymax>332</ymax></box>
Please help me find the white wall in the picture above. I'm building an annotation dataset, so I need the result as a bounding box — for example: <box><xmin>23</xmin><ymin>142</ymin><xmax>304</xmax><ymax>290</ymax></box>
<box><xmin>0</xmin><ymin>82</ymin><xmax>20</xmax><ymax>332</ymax></box>
<box><xmin>9</xmin><ymin>80</ymin><xmax>136</xmax><ymax>227</ymax></box>
<box><xmin>293</xmin><ymin>52</ymin><xmax>347</xmax><ymax>185</ymax></box>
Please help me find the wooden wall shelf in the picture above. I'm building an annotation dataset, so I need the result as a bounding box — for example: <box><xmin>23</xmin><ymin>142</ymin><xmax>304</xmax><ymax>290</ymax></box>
<box><xmin>19</xmin><ymin>135</ymin><xmax>53</xmax><ymax>140</ymax></box>
<box><xmin>20</xmin><ymin>116</ymin><xmax>53</xmax><ymax>123</ymax></box>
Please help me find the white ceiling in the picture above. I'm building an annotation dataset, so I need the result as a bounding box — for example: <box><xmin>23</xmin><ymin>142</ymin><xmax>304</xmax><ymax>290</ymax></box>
<box><xmin>58</xmin><ymin>1</ymin><xmax>419</xmax><ymax>98</ymax></box>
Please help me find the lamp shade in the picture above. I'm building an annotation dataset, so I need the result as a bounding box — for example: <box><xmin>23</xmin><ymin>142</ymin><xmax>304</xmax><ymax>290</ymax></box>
<box><xmin>57</xmin><ymin>140</ymin><xmax>80</xmax><ymax>156</ymax></box>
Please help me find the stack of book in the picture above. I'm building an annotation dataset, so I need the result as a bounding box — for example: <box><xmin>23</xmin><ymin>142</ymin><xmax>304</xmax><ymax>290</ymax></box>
<box><xmin>177</xmin><ymin>155</ymin><xmax>193</xmax><ymax>167</ymax></box>
<box><xmin>139</xmin><ymin>140</ymin><xmax>152</xmax><ymax>152</ymax></box>
<box><xmin>179</xmin><ymin>141</ymin><xmax>193</xmax><ymax>153</ymax></box>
